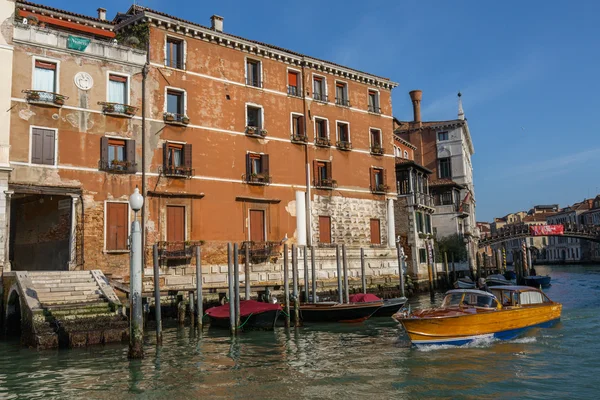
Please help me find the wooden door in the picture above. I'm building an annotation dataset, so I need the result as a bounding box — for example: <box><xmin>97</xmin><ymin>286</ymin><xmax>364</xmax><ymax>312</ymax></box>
<box><xmin>370</xmin><ymin>219</ymin><xmax>381</xmax><ymax>245</ymax></box>
<box><xmin>249</xmin><ymin>210</ymin><xmax>265</xmax><ymax>242</ymax></box>
<box><xmin>319</xmin><ymin>216</ymin><xmax>331</xmax><ymax>244</ymax></box>
<box><xmin>167</xmin><ymin>206</ymin><xmax>185</xmax><ymax>242</ymax></box>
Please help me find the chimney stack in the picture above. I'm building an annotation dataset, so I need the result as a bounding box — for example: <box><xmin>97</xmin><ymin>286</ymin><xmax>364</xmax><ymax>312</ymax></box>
<box><xmin>97</xmin><ymin>8</ymin><xmax>106</xmax><ymax>21</ymax></box>
<box><xmin>210</xmin><ymin>15</ymin><xmax>224</xmax><ymax>32</ymax></box>
<box><xmin>409</xmin><ymin>90</ymin><xmax>422</xmax><ymax>123</ymax></box>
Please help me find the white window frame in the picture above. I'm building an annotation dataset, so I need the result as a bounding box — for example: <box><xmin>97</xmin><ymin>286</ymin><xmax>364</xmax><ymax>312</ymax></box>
<box><xmin>312</xmin><ymin>73</ymin><xmax>328</xmax><ymax>101</ymax></box>
<box><xmin>164</xmin><ymin>86</ymin><xmax>187</xmax><ymax>116</ymax></box>
<box><xmin>244</xmin><ymin>56</ymin><xmax>263</xmax><ymax>88</ymax></box>
<box><xmin>29</xmin><ymin>125</ymin><xmax>58</xmax><ymax>167</ymax></box>
<box><xmin>287</xmin><ymin>67</ymin><xmax>302</xmax><ymax>94</ymax></box>
<box><xmin>106</xmin><ymin>71</ymin><xmax>131</xmax><ymax>105</ymax></box>
<box><xmin>334</xmin><ymin>79</ymin><xmax>349</xmax><ymax>106</ymax></box>
<box><xmin>164</xmin><ymin>34</ymin><xmax>187</xmax><ymax>70</ymax></box>
<box><xmin>367</xmin><ymin>88</ymin><xmax>380</xmax><ymax>112</ymax></box>
<box><xmin>335</xmin><ymin>120</ymin><xmax>351</xmax><ymax>143</ymax></box>
<box><xmin>290</xmin><ymin>112</ymin><xmax>304</xmax><ymax>137</ymax></box>
<box><xmin>369</xmin><ymin>127</ymin><xmax>382</xmax><ymax>148</ymax></box>
<box><xmin>164</xmin><ymin>204</ymin><xmax>188</xmax><ymax>242</ymax></box>
<box><xmin>104</xmin><ymin>200</ymin><xmax>132</xmax><ymax>253</ymax></box>
<box><xmin>247</xmin><ymin>208</ymin><xmax>267</xmax><ymax>242</ymax></box>
<box><xmin>313</xmin><ymin>116</ymin><xmax>330</xmax><ymax>139</ymax></box>
<box><xmin>404</xmin><ymin>150</ymin><xmax>409</xmax><ymax>159</ymax></box>
<box><xmin>31</xmin><ymin>56</ymin><xmax>60</xmax><ymax>94</ymax></box>
<box><xmin>245</xmin><ymin>102</ymin><xmax>264</xmax><ymax>129</ymax></box>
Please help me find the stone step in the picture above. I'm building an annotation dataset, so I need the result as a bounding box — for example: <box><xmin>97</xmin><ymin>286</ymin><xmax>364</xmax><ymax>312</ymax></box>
<box><xmin>40</xmin><ymin>296</ymin><xmax>104</xmax><ymax>305</ymax></box>
<box><xmin>31</xmin><ymin>278</ymin><xmax>97</xmax><ymax>285</ymax></box>
<box><xmin>33</xmin><ymin>283</ymin><xmax>99</xmax><ymax>291</ymax></box>
<box><xmin>28</xmin><ymin>271</ymin><xmax>93</xmax><ymax>276</ymax></box>
<box><xmin>42</xmin><ymin>298</ymin><xmax>107</xmax><ymax>306</ymax></box>
<box><xmin>38</xmin><ymin>294</ymin><xmax>103</xmax><ymax>302</ymax></box>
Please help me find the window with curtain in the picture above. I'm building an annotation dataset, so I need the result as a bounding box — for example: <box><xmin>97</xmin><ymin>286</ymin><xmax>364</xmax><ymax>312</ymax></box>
<box><xmin>368</xmin><ymin>90</ymin><xmax>380</xmax><ymax>112</ymax></box>
<box><xmin>108</xmin><ymin>139</ymin><xmax>125</xmax><ymax>165</ymax></box>
<box><xmin>167</xmin><ymin>143</ymin><xmax>183</xmax><ymax>167</ymax></box>
<box><xmin>33</xmin><ymin>60</ymin><xmax>56</xmax><ymax>94</ymax></box>
<box><xmin>108</xmin><ymin>74</ymin><xmax>128</xmax><ymax>105</ymax></box>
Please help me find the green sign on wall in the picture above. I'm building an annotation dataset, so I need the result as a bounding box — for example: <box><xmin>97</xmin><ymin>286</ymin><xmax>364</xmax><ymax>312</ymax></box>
<box><xmin>67</xmin><ymin>35</ymin><xmax>91</xmax><ymax>51</ymax></box>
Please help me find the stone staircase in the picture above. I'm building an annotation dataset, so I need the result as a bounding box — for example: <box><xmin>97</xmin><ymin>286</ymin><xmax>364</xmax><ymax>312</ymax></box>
<box><xmin>6</xmin><ymin>270</ymin><xmax>128</xmax><ymax>349</ymax></box>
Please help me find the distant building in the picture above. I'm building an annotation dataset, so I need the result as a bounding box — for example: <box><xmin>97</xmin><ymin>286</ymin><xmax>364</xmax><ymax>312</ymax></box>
<box><xmin>581</xmin><ymin>195</ymin><xmax>600</xmax><ymax>262</ymax></box>
<box><xmin>546</xmin><ymin>200</ymin><xmax>593</xmax><ymax>262</ymax></box>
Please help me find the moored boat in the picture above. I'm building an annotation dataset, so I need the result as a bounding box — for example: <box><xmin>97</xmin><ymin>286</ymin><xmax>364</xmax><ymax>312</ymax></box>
<box><xmin>394</xmin><ymin>286</ymin><xmax>561</xmax><ymax>347</ymax></box>
<box><xmin>525</xmin><ymin>275</ymin><xmax>552</xmax><ymax>288</ymax></box>
<box><xmin>486</xmin><ymin>274</ymin><xmax>515</xmax><ymax>287</ymax></box>
<box><xmin>349</xmin><ymin>293</ymin><xmax>407</xmax><ymax>317</ymax></box>
<box><xmin>454</xmin><ymin>276</ymin><xmax>475</xmax><ymax>289</ymax></box>
<box><xmin>300</xmin><ymin>301</ymin><xmax>383</xmax><ymax>323</ymax></box>
<box><xmin>205</xmin><ymin>300</ymin><xmax>281</xmax><ymax>330</ymax></box>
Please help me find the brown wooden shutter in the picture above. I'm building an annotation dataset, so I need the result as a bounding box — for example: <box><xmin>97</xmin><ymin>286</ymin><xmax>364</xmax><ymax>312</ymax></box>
<box><xmin>126</xmin><ymin>139</ymin><xmax>136</xmax><ymax>172</ymax></box>
<box><xmin>261</xmin><ymin>154</ymin><xmax>269</xmax><ymax>175</ymax></box>
<box><xmin>31</xmin><ymin>128</ymin><xmax>43</xmax><ymax>164</ymax></box>
<box><xmin>313</xmin><ymin>160</ymin><xmax>319</xmax><ymax>185</ymax></box>
<box><xmin>183</xmin><ymin>144</ymin><xmax>192</xmax><ymax>168</ymax></box>
<box><xmin>163</xmin><ymin>143</ymin><xmax>168</xmax><ymax>168</ymax></box>
<box><xmin>288</xmin><ymin>71</ymin><xmax>297</xmax><ymax>87</ymax></box>
<box><xmin>246</xmin><ymin>153</ymin><xmax>252</xmax><ymax>176</ymax></box>
<box><xmin>35</xmin><ymin>60</ymin><xmax>56</xmax><ymax>70</ymax></box>
<box><xmin>299</xmin><ymin>116</ymin><xmax>305</xmax><ymax>137</ymax></box>
<box><xmin>370</xmin><ymin>219</ymin><xmax>381</xmax><ymax>244</ymax></box>
<box><xmin>250</xmin><ymin>210</ymin><xmax>265</xmax><ymax>242</ymax></box>
<box><xmin>326</xmin><ymin>161</ymin><xmax>332</xmax><ymax>180</ymax></box>
<box><xmin>109</xmin><ymin>74</ymin><xmax>127</xmax><ymax>83</ymax></box>
<box><xmin>319</xmin><ymin>216</ymin><xmax>331</xmax><ymax>244</ymax></box>
<box><xmin>42</xmin><ymin>130</ymin><xmax>55</xmax><ymax>165</ymax></box>
<box><xmin>382</xmin><ymin>168</ymin><xmax>387</xmax><ymax>188</ymax></box>
<box><xmin>107</xmin><ymin>202</ymin><xmax>128</xmax><ymax>251</ymax></box>
<box><xmin>167</xmin><ymin>205</ymin><xmax>185</xmax><ymax>242</ymax></box>
<box><xmin>369</xmin><ymin>167</ymin><xmax>375</xmax><ymax>190</ymax></box>
<box><xmin>100</xmin><ymin>136</ymin><xmax>108</xmax><ymax>167</ymax></box>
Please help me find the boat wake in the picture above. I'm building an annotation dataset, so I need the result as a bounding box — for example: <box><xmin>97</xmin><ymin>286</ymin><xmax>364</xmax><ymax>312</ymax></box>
<box><xmin>414</xmin><ymin>335</ymin><xmax>538</xmax><ymax>351</ymax></box>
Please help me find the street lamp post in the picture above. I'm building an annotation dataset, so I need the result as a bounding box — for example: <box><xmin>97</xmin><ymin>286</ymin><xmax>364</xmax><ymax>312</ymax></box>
<box><xmin>128</xmin><ymin>187</ymin><xmax>144</xmax><ymax>359</ymax></box>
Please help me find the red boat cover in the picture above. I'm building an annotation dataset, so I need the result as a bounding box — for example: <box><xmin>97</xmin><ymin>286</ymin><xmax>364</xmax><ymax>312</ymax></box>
<box><xmin>205</xmin><ymin>300</ymin><xmax>280</xmax><ymax>319</ymax></box>
<box><xmin>529</xmin><ymin>225</ymin><xmax>564</xmax><ymax>236</ymax></box>
<box><xmin>349</xmin><ymin>293</ymin><xmax>382</xmax><ymax>303</ymax></box>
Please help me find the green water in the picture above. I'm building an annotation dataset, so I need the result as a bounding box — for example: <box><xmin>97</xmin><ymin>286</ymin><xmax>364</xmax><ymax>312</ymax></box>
<box><xmin>1</xmin><ymin>264</ymin><xmax>599</xmax><ymax>399</ymax></box>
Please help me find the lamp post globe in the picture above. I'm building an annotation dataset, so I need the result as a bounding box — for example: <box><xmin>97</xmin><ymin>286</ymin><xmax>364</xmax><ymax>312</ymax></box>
<box><xmin>129</xmin><ymin>187</ymin><xmax>144</xmax><ymax>212</ymax></box>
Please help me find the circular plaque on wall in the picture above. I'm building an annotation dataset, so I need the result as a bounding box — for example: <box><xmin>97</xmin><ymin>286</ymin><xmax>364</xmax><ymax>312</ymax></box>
<box><xmin>74</xmin><ymin>72</ymin><xmax>94</xmax><ymax>91</ymax></box>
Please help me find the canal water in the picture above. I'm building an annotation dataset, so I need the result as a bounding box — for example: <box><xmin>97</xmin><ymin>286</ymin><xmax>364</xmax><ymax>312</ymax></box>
<box><xmin>1</xmin><ymin>264</ymin><xmax>599</xmax><ymax>399</ymax></box>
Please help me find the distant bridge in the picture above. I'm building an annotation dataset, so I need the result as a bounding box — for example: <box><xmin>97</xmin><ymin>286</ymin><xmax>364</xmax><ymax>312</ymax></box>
<box><xmin>478</xmin><ymin>223</ymin><xmax>600</xmax><ymax>248</ymax></box>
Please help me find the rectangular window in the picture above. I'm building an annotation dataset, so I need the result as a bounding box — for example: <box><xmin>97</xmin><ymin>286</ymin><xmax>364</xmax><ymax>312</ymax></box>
<box><xmin>335</xmin><ymin>81</ymin><xmax>349</xmax><ymax>106</ymax></box>
<box><xmin>166</xmin><ymin>37</ymin><xmax>184</xmax><ymax>69</ymax></box>
<box><xmin>106</xmin><ymin>202</ymin><xmax>128</xmax><ymax>251</ymax></box>
<box><xmin>167</xmin><ymin>143</ymin><xmax>183</xmax><ymax>167</ymax></box>
<box><xmin>245</xmin><ymin>153</ymin><xmax>270</xmax><ymax>183</ymax></box>
<box><xmin>246</xmin><ymin>59</ymin><xmax>261</xmax><ymax>87</ymax></box>
<box><xmin>313</xmin><ymin>76</ymin><xmax>327</xmax><ymax>101</ymax></box>
<box><xmin>166</xmin><ymin>90</ymin><xmax>184</xmax><ymax>115</ymax></box>
<box><xmin>425</xmin><ymin>214</ymin><xmax>432</xmax><ymax>234</ymax></box>
<box><xmin>33</xmin><ymin>60</ymin><xmax>57</xmax><ymax>94</ymax></box>
<box><xmin>108</xmin><ymin>138</ymin><xmax>125</xmax><ymax>164</ymax></box>
<box><xmin>439</xmin><ymin>157</ymin><xmax>452</xmax><ymax>179</ymax></box>
<box><xmin>416</xmin><ymin>211</ymin><xmax>424</xmax><ymax>233</ymax></box>
<box><xmin>337</xmin><ymin>122</ymin><xmax>350</xmax><ymax>143</ymax></box>
<box><xmin>370</xmin><ymin>219</ymin><xmax>381</xmax><ymax>245</ymax></box>
<box><xmin>315</xmin><ymin>118</ymin><xmax>328</xmax><ymax>139</ymax></box>
<box><xmin>291</xmin><ymin>114</ymin><xmax>305</xmax><ymax>140</ymax></box>
<box><xmin>370</xmin><ymin>129</ymin><xmax>382</xmax><ymax>151</ymax></box>
<box><xmin>368</xmin><ymin>90</ymin><xmax>380</xmax><ymax>113</ymax></box>
<box><xmin>438</xmin><ymin>131</ymin><xmax>449</xmax><ymax>141</ymax></box>
<box><xmin>100</xmin><ymin>137</ymin><xmax>136</xmax><ymax>172</ymax></box>
<box><xmin>108</xmin><ymin>74</ymin><xmax>128</xmax><ymax>105</ymax></box>
<box><xmin>288</xmin><ymin>70</ymin><xmax>300</xmax><ymax>96</ymax></box>
<box><xmin>370</xmin><ymin>167</ymin><xmax>386</xmax><ymax>193</ymax></box>
<box><xmin>419</xmin><ymin>248</ymin><xmax>427</xmax><ymax>263</ymax></box>
<box><xmin>247</xmin><ymin>105</ymin><xmax>262</xmax><ymax>129</ymax></box>
<box><xmin>313</xmin><ymin>160</ymin><xmax>333</xmax><ymax>188</ymax></box>
<box><xmin>31</xmin><ymin>127</ymin><xmax>55</xmax><ymax>165</ymax></box>
<box><xmin>319</xmin><ymin>216</ymin><xmax>331</xmax><ymax>244</ymax></box>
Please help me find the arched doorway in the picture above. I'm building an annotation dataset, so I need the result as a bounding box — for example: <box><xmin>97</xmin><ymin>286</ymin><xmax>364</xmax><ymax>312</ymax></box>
<box><xmin>5</xmin><ymin>288</ymin><xmax>22</xmax><ymax>336</ymax></box>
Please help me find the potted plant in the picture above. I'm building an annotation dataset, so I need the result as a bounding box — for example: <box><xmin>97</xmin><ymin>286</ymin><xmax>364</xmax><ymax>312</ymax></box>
<box><xmin>376</xmin><ymin>183</ymin><xmax>387</xmax><ymax>192</ymax></box>
<box><xmin>54</xmin><ymin>95</ymin><xmax>65</xmax><ymax>106</ymax></box>
<box><xmin>181</xmin><ymin>115</ymin><xmax>190</xmax><ymax>124</ymax></box>
<box><xmin>104</xmin><ymin>103</ymin><xmax>115</xmax><ymax>113</ymax></box>
<box><xmin>164</xmin><ymin>112</ymin><xmax>175</xmax><ymax>122</ymax></box>
<box><xmin>28</xmin><ymin>91</ymin><xmax>40</xmax><ymax>101</ymax></box>
<box><xmin>260</xmin><ymin>129</ymin><xmax>268</xmax><ymax>136</ymax></box>
<box><xmin>246</xmin><ymin>126</ymin><xmax>257</xmax><ymax>135</ymax></box>
<box><xmin>124</xmin><ymin>105</ymin><xmax>136</xmax><ymax>115</ymax></box>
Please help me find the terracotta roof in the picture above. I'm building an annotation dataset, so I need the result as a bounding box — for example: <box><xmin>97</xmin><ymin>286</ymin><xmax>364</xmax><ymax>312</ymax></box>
<box><xmin>523</xmin><ymin>213</ymin><xmax>555</xmax><ymax>222</ymax></box>
<box><xmin>17</xmin><ymin>1</ymin><xmax>116</xmax><ymax>26</ymax></box>
<box><xmin>394</xmin><ymin>119</ymin><xmax>466</xmax><ymax>133</ymax></box>
<box><xmin>393</xmin><ymin>135</ymin><xmax>417</xmax><ymax>150</ymax></box>
<box><xmin>395</xmin><ymin>159</ymin><xmax>432</xmax><ymax>174</ymax></box>
<box><xmin>124</xmin><ymin>5</ymin><xmax>397</xmax><ymax>86</ymax></box>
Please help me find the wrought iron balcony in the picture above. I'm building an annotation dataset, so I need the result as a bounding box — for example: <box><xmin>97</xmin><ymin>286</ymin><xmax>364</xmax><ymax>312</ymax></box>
<box><xmin>370</xmin><ymin>145</ymin><xmax>385</xmax><ymax>155</ymax></box>
<box><xmin>163</xmin><ymin>112</ymin><xmax>190</xmax><ymax>126</ymax></box>
<box><xmin>243</xmin><ymin>173</ymin><xmax>272</xmax><ymax>186</ymax></box>
<box><xmin>368</xmin><ymin>105</ymin><xmax>382</xmax><ymax>114</ymax></box>
<box><xmin>157</xmin><ymin>241</ymin><xmax>202</xmax><ymax>260</ymax></box>
<box><xmin>314</xmin><ymin>178</ymin><xmax>337</xmax><ymax>190</ymax></box>
<box><xmin>159</xmin><ymin>165</ymin><xmax>194</xmax><ymax>178</ymax></box>
<box><xmin>336</xmin><ymin>140</ymin><xmax>353</xmax><ymax>151</ymax></box>
<box><xmin>98</xmin><ymin>160</ymin><xmax>137</xmax><ymax>174</ymax></box>
<box><xmin>313</xmin><ymin>92</ymin><xmax>328</xmax><ymax>102</ymax></box>
<box><xmin>99</xmin><ymin>102</ymin><xmax>137</xmax><ymax>117</ymax></box>
<box><xmin>287</xmin><ymin>85</ymin><xmax>301</xmax><ymax>97</ymax></box>
<box><xmin>371</xmin><ymin>183</ymin><xmax>389</xmax><ymax>194</ymax></box>
<box><xmin>315</xmin><ymin>136</ymin><xmax>331</xmax><ymax>147</ymax></box>
<box><xmin>291</xmin><ymin>133</ymin><xmax>308</xmax><ymax>144</ymax></box>
<box><xmin>335</xmin><ymin>97</ymin><xmax>351</xmax><ymax>107</ymax></box>
<box><xmin>458</xmin><ymin>202</ymin><xmax>471</xmax><ymax>217</ymax></box>
<box><xmin>246</xmin><ymin>126</ymin><xmax>268</xmax><ymax>138</ymax></box>
<box><xmin>23</xmin><ymin>90</ymin><xmax>67</xmax><ymax>107</ymax></box>
<box><xmin>240</xmin><ymin>241</ymin><xmax>279</xmax><ymax>264</ymax></box>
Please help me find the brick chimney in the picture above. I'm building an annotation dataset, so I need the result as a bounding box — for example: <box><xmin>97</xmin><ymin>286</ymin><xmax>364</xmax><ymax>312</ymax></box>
<box><xmin>210</xmin><ymin>15</ymin><xmax>224</xmax><ymax>32</ymax></box>
<box><xmin>97</xmin><ymin>8</ymin><xmax>106</xmax><ymax>21</ymax></box>
<box><xmin>409</xmin><ymin>90</ymin><xmax>422</xmax><ymax>124</ymax></box>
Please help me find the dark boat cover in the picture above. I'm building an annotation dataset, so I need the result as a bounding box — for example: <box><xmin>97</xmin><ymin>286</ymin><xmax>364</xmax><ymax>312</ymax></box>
<box><xmin>349</xmin><ymin>293</ymin><xmax>382</xmax><ymax>303</ymax></box>
<box><xmin>206</xmin><ymin>300</ymin><xmax>281</xmax><ymax>319</ymax></box>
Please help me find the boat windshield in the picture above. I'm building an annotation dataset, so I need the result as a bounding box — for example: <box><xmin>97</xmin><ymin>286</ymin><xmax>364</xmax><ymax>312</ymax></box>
<box><xmin>442</xmin><ymin>293</ymin><xmax>463</xmax><ymax>307</ymax></box>
<box><xmin>519</xmin><ymin>291</ymin><xmax>550</xmax><ymax>305</ymax></box>
<box><xmin>463</xmin><ymin>293</ymin><xmax>498</xmax><ymax>308</ymax></box>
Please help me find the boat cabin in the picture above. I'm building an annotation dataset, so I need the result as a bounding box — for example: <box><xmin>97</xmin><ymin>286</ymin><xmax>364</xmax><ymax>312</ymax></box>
<box><xmin>441</xmin><ymin>289</ymin><xmax>500</xmax><ymax>309</ymax></box>
<box><xmin>489</xmin><ymin>286</ymin><xmax>553</xmax><ymax>308</ymax></box>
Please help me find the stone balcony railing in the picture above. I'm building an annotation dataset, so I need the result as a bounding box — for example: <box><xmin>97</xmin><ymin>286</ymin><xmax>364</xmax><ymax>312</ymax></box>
<box><xmin>406</xmin><ymin>192</ymin><xmax>435</xmax><ymax>210</ymax></box>
<box><xmin>13</xmin><ymin>24</ymin><xmax>146</xmax><ymax>66</ymax></box>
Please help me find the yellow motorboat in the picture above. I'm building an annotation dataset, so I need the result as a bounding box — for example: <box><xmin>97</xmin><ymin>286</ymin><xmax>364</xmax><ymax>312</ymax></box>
<box><xmin>394</xmin><ymin>286</ymin><xmax>562</xmax><ymax>347</ymax></box>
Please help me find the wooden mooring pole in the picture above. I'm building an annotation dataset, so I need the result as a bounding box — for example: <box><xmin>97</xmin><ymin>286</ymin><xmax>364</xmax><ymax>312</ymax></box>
<box><xmin>311</xmin><ymin>246</ymin><xmax>317</xmax><ymax>303</ymax></box>
<box><xmin>451</xmin><ymin>252</ymin><xmax>456</xmax><ymax>283</ymax></box>
<box><xmin>303</xmin><ymin>246</ymin><xmax>309</xmax><ymax>303</ymax></box>
<box><xmin>292</xmin><ymin>244</ymin><xmax>300</xmax><ymax>327</ymax></box>
<box><xmin>234</xmin><ymin>243</ymin><xmax>241</xmax><ymax>333</ymax></box>
<box><xmin>396</xmin><ymin>243</ymin><xmax>406</xmax><ymax>298</ymax></box>
<box><xmin>360</xmin><ymin>248</ymin><xmax>366</xmax><ymax>294</ymax></box>
<box><xmin>227</xmin><ymin>243</ymin><xmax>235</xmax><ymax>335</ymax></box>
<box><xmin>283</xmin><ymin>243</ymin><xmax>290</xmax><ymax>327</ymax></box>
<box><xmin>444</xmin><ymin>252</ymin><xmax>449</xmax><ymax>288</ymax></box>
<box><xmin>153</xmin><ymin>244</ymin><xmax>162</xmax><ymax>345</ymax></box>
<box><xmin>336</xmin><ymin>244</ymin><xmax>343</xmax><ymax>303</ymax></box>
<box><xmin>244</xmin><ymin>243</ymin><xmax>251</xmax><ymax>300</ymax></box>
<box><xmin>342</xmin><ymin>244</ymin><xmax>349</xmax><ymax>304</ymax></box>
<box><xmin>196</xmin><ymin>246</ymin><xmax>203</xmax><ymax>330</ymax></box>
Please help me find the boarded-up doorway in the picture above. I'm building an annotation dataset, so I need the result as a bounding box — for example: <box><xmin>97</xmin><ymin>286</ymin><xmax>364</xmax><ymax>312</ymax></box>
<box><xmin>167</xmin><ymin>205</ymin><xmax>185</xmax><ymax>242</ymax></box>
<box><xmin>249</xmin><ymin>210</ymin><xmax>265</xmax><ymax>242</ymax></box>
<box><xmin>370</xmin><ymin>218</ymin><xmax>381</xmax><ymax>245</ymax></box>
<box><xmin>319</xmin><ymin>216</ymin><xmax>331</xmax><ymax>244</ymax></box>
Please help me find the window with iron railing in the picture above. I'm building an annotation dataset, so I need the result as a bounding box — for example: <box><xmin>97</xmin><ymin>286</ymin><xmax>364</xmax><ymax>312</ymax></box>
<box><xmin>287</xmin><ymin>70</ymin><xmax>300</xmax><ymax>97</ymax></box>
<box><xmin>166</xmin><ymin>37</ymin><xmax>184</xmax><ymax>69</ymax></box>
<box><xmin>313</xmin><ymin>76</ymin><xmax>327</xmax><ymax>102</ymax></box>
<box><xmin>335</xmin><ymin>81</ymin><xmax>350</xmax><ymax>106</ymax></box>
<box><xmin>246</xmin><ymin>59</ymin><xmax>262</xmax><ymax>87</ymax></box>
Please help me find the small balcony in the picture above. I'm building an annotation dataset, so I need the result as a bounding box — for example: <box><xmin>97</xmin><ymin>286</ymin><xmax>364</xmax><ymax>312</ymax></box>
<box><xmin>368</xmin><ymin>105</ymin><xmax>382</xmax><ymax>114</ymax></box>
<box><xmin>160</xmin><ymin>165</ymin><xmax>194</xmax><ymax>178</ymax></box>
<box><xmin>458</xmin><ymin>202</ymin><xmax>471</xmax><ymax>218</ymax></box>
<box><xmin>287</xmin><ymin>85</ymin><xmax>301</xmax><ymax>97</ymax></box>
<box><xmin>98</xmin><ymin>160</ymin><xmax>137</xmax><ymax>174</ymax></box>
<box><xmin>23</xmin><ymin>90</ymin><xmax>67</xmax><ymax>107</ymax></box>
<box><xmin>314</xmin><ymin>178</ymin><xmax>337</xmax><ymax>190</ymax></box>
<box><xmin>157</xmin><ymin>241</ymin><xmax>202</xmax><ymax>260</ymax></box>
<box><xmin>99</xmin><ymin>102</ymin><xmax>138</xmax><ymax>118</ymax></box>
<box><xmin>313</xmin><ymin>92</ymin><xmax>328</xmax><ymax>102</ymax></box>
<box><xmin>370</xmin><ymin>145</ymin><xmax>385</xmax><ymax>156</ymax></box>
<box><xmin>163</xmin><ymin>112</ymin><xmax>190</xmax><ymax>126</ymax></box>
<box><xmin>246</xmin><ymin>126</ymin><xmax>268</xmax><ymax>138</ymax></box>
<box><xmin>371</xmin><ymin>183</ymin><xmax>389</xmax><ymax>194</ymax></box>
<box><xmin>240</xmin><ymin>241</ymin><xmax>279</xmax><ymax>264</ymax></box>
<box><xmin>407</xmin><ymin>192</ymin><xmax>435</xmax><ymax>210</ymax></box>
<box><xmin>315</xmin><ymin>137</ymin><xmax>331</xmax><ymax>147</ymax></box>
<box><xmin>336</xmin><ymin>140</ymin><xmax>353</xmax><ymax>151</ymax></box>
<box><xmin>335</xmin><ymin>97</ymin><xmax>351</xmax><ymax>107</ymax></box>
<box><xmin>243</xmin><ymin>173</ymin><xmax>272</xmax><ymax>186</ymax></box>
<box><xmin>291</xmin><ymin>133</ymin><xmax>308</xmax><ymax>144</ymax></box>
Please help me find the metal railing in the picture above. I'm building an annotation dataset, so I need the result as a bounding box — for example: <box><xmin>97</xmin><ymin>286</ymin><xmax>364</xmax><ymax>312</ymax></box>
<box><xmin>245</xmin><ymin>126</ymin><xmax>268</xmax><ymax>137</ymax></box>
<box><xmin>371</xmin><ymin>184</ymin><xmax>389</xmax><ymax>194</ymax></box>
<box><xmin>335</xmin><ymin>97</ymin><xmax>351</xmax><ymax>107</ymax></box>
<box><xmin>291</xmin><ymin>133</ymin><xmax>308</xmax><ymax>143</ymax></box>
<box><xmin>315</xmin><ymin>136</ymin><xmax>331</xmax><ymax>147</ymax></box>
<box><xmin>157</xmin><ymin>241</ymin><xmax>201</xmax><ymax>260</ymax></box>
<box><xmin>240</xmin><ymin>241</ymin><xmax>279</xmax><ymax>264</ymax></box>
<box><xmin>407</xmin><ymin>192</ymin><xmax>435</xmax><ymax>208</ymax></box>
<box><xmin>368</xmin><ymin>105</ymin><xmax>382</xmax><ymax>114</ymax></box>
<box><xmin>159</xmin><ymin>165</ymin><xmax>194</xmax><ymax>178</ymax></box>
<box><xmin>23</xmin><ymin>90</ymin><xmax>67</xmax><ymax>106</ymax></box>
<box><xmin>99</xmin><ymin>102</ymin><xmax>137</xmax><ymax>116</ymax></box>
<box><xmin>165</xmin><ymin>58</ymin><xmax>184</xmax><ymax>70</ymax></box>
<box><xmin>246</xmin><ymin>77</ymin><xmax>263</xmax><ymax>88</ymax></box>
<box><xmin>98</xmin><ymin>160</ymin><xmax>137</xmax><ymax>173</ymax></box>
<box><xmin>287</xmin><ymin>85</ymin><xmax>300</xmax><ymax>96</ymax></box>
<box><xmin>370</xmin><ymin>145</ymin><xmax>385</xmax><ymax>155</ymax></box>
<box><xmin>313</xmin><ymin>92</ymin><xmax>328</xmax><ymax>102</ymax></box>
<box><xmin>314</xmin><ymin>178</ymin><xmax>337</xmax><ymax>190</ymax></box>
<box><xmin>243</xmin><ymin>173</ymin><xmax>272</xmax><ymax>185</ymax></box>
<box><xmin>163</xmin><ymin>112</ymin><xmax>189</xmax><ymax>125</ymax></box>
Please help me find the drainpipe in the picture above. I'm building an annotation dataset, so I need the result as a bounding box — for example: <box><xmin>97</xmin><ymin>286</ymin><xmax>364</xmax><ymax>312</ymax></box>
<box><xmin>80</xmin><ymin>194</ymin><xmax>85</xmax><ymax>267</ymax></box>
<box><xmin>301</xmin><ymin>58</ymin><xmax>312</xmax><ymax>247</ymax></box>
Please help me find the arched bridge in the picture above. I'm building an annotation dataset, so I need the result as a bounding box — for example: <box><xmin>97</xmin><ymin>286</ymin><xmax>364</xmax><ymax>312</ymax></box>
<box><xmin>478</xmin><ymin>223</ymin><xmax>600</xmax><ymax>248</ymax></box>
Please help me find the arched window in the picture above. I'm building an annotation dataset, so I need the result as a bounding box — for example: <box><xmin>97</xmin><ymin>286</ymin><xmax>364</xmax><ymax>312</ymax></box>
<box><xmin>404</xmin><ymin>150</ymin><xmax>409</xmax><ymax>159</ymax></box>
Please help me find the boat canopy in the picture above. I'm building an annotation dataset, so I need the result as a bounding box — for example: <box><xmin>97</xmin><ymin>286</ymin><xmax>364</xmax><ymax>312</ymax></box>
<box><xmin>442</xmin><ymin>290</ymin><xmax>499</xmax><ymax>309</ymax></box>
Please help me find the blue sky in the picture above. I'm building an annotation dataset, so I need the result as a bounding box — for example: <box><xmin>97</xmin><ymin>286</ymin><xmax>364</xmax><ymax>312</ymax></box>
<box><xmin>42</xmin><ymin>0</ymin><xmax>600</xmax><ymax>221</ymax></box>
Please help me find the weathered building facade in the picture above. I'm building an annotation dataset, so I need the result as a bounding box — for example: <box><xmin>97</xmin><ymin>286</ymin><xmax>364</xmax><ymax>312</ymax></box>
<box><xmin>546</xmin><ymin>200</ymin><xmax>592</xmax><ymax>263</ymax></box>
